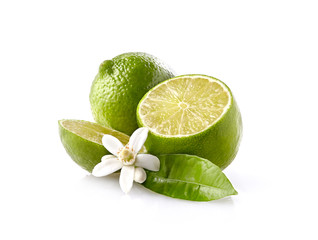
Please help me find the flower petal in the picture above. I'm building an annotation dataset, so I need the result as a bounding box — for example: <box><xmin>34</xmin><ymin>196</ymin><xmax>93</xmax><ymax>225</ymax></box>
<box><xmin>101</xmin><ymin>154</ymin><xmax>116</xmax><ymax>162</ymax></box>
<box><xmin>135</xmin><ymin>154</ymin><xmax>160</xmax><ymax>171</ymax></box>
<box><xmin>92</xmin><ymin>156</ymin><xmax>123</xmax><ymax>177</ymax></box>
<box><xmin>102</xmin><ymin>134</ymin><xmax>124</xmax><ymax>156</ymax></box>
<box><xmin>119</xmin><ymin>166</ymin><xmax>135</xmax><ymax>193</ymax></box>
<box><xmin>134</xmin><ymin>167</ymin><xmax>147</xmax><ymax>183</ymax></box>
<box><xmin>128</xmin><ymin>127</ymin><xmax>148</xmax><ymax>154</ymax></box>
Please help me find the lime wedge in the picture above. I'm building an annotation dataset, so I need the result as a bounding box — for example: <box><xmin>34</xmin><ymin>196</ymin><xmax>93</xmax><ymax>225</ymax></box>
<box><xmin>58</xmin><ymin>119</ymin><xmax>129</xmax><ymax>172</ymax></box>
<box><xmin>137</xmin><ymin>74</ymin><xmax>242</xmax><ymax>169</ymax></box>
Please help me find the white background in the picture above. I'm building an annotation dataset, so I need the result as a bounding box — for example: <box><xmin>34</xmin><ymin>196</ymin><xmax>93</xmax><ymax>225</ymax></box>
<box><xmin>1</xmin><ymin>0</ymin><xmax>317</xmax><ymax>239</ymax></box>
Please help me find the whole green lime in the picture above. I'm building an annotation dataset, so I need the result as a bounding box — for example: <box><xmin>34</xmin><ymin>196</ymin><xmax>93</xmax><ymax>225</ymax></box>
<box><xmin>89</xmin><ymin>52</ymin><xmax>174</xmax><ymax>135</ymax></box>
<box><xmin>137</xmin><ymin>74</ymin><xmax>242</xmax><ymax>169</ymax></box>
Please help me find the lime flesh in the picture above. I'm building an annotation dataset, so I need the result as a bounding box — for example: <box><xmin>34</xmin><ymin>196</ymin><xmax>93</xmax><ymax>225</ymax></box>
<box><xmin>139</xmin><ymin>76</ymin><xmax>231</xmax><ymax>136</ymax></box>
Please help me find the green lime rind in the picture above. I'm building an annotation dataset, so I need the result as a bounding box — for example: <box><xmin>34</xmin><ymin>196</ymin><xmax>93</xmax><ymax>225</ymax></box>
<box><xmin>58</xmin><ymin>119</ymin><xmax>129</xmax><ymax>172</ymax></box>
<box><xmin>137</xmin><ymin>74</ymin><xmax>243</xmax><ymax>170</ymax></box>
<box><xmin>142</xmin><ymin>154</ymin><xmax>238</xmax><ymax>201</ymax></box>
<box><xmin>89</xmin><ymin>52</ymin><xmax>175</xmax><ymax>135</ymax></box>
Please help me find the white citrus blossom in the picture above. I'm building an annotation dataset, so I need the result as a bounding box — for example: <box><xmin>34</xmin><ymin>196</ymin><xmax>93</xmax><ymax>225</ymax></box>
<box><xmin>92</xmin><ymin>127</ymin><xmax>160</xmax><ymax>193</ymax></box>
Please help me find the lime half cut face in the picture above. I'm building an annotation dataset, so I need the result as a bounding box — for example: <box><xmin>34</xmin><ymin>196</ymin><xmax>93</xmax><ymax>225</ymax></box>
<box><xmin>137</xmin><ymin>74</ymin><xmax>242</xmax><ymax>169</ymax></box>
<box><xmin>138</xmin><ymin>75</ymin><xmax>231</xmax><ymax>137</ymax></box>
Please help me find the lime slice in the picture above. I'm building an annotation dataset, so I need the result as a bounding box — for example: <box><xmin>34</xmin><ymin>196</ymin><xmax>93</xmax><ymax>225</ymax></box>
<box><xmin>137</xmin><ymin>74</ymin><xmax>242</xmax><ymax>169</ymax></box>
<box><xmin>58</xmin><ymin>119</ymin><xmax>129</xmax><ymax>172</ymax></box>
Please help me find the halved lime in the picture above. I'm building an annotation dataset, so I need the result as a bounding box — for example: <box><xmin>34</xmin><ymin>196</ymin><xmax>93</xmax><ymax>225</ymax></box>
<box><xmin>58</xmin><ymin>119</ymin><xmax>129</xmax><ymax>172</ymax></box>
<box><xmin>137</xmin><ymin>74</ymin><xmax>242</xmax><ymax>169</ymax></box>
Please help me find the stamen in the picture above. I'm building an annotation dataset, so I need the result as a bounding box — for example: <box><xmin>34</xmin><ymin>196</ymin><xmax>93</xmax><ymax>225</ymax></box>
<box><xmin>118</xmin><ymin>146</ymin><xmax>135</xmax><ymax>165</ymax></box>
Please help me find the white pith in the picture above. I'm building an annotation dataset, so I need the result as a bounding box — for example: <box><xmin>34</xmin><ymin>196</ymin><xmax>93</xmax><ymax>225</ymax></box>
<box><xmin>138</xmin><ymin>75</ymin><xmax>231</xmax><ymax>137</ymax></box>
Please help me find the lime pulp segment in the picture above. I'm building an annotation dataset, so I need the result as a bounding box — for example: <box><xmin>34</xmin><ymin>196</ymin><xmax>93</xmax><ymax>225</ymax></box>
<box><xmin>138</xmin><ymin>76</ymin><xmax>231</xmax><ymax>136</ymax></box>
<box><xmin>60</xmin><ymin>119</ymin><xmax>129</xmax><ymax>145</ymax></box>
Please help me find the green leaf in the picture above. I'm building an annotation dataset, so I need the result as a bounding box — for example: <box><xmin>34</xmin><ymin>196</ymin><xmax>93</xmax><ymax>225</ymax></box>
<box><xmin>142</xmin><ymin>154</ymin><xmax>238</xmax><ymax>201</ymax></box>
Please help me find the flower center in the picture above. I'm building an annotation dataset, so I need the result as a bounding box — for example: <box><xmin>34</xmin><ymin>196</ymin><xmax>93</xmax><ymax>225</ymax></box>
<box><xmin>118</xmin><ymin>146</ymin><xmax>135</xmax><ymax>165</ymax></box>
